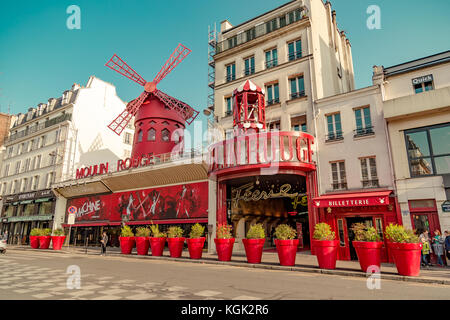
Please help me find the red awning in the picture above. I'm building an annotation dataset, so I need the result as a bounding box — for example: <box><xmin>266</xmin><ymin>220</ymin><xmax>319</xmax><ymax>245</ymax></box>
<box><xmin>126</xmin><ymin>219</ymin><xmax>208</xmax><ymax>225</ymax></box>
<box><xmin>61</xmin><ymin>222</ymin><xmax>109</xmax><ymax>227</ymax></box>
<box><xmin>312</xmin><ymin>191</ymin><xmax>392</xmax><ymax>208</ymax></box>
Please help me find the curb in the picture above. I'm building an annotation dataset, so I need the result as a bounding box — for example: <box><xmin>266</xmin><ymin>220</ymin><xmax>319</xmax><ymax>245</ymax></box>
<box><xmin>8</xmin><ymin>246</ymin><xmax>450</xmax><ymax>286</ymax></box>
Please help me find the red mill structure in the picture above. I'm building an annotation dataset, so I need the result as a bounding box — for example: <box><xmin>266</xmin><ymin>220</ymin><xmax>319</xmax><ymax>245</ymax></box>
<box><xmin>208</xmin><ymin>80</ymin><xmax>318</xmax><ymax>253</ymax></box>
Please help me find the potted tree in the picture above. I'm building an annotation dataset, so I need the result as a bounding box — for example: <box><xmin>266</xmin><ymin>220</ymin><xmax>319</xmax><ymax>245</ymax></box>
<box><xmin>242</xmin><ymin>224</ymin><xmax>266</xmax><ymax>264</ymax></box>
<box><xmin>149</xmin><ymin>224</ymin><xmax>166</xmax><ymax>256</ymax></box>
<box><xmin>135</xmin><ymin>227</ymin><xmax>151</xmax><ymax>255</ymax></box>
<box><xmin>51</xmin><ymin>228</ymin><xmax>66</xmax><ymax>251</ymax></box>
<box><xmin>274</xmin><ymin>224</ymin><xmax>298</xmax><ymax>266</ymax></box>
<box><xmin>385</xmin><ymin>223</ymin><xmax>422</xmax><ymax>276</ymax></box>
<box><xmin>312</xmin><ymin>222</ymin><xmax>339</xmax><ymax>269</ymax></box>
<box><xmin>119</xmin><ymin>225</ymin><xmax>135</xmax><ymax>254</ymax></box>
<box><xmin>29</xmin><ymin>228</ymin><xmax>41</xmax><ymax>249</ymax></box>
<box><xmin>187</xmin><ymin>223</ymin><xmax>206</xmax><ymax>259</ymax></box>
<box><xmin>214</xmin><ymin>224</ymin><xmax>235</xmax><ymax>261</ymax></box>
<box><xmin>39</xmin><ymin>228</ymin><xmax>52</xmax><ymax>249</ymax></box>
<box><xmin>167</xmin><ymin>226</ymin><xmax>185</xmax><ymax>258</ymax></box>
<box><xmin>350</xmin><ymin>223</ymin><xmax>383</xmax><ymax>272</ymax></box>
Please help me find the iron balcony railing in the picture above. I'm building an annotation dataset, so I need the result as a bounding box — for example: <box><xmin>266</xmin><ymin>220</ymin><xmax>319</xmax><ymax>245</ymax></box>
<box><xmin>265</xmin><ymin>58</ymin><xmax>278</xmax><ymax>69</ymax></box>
<box><xmin>288</xmin><ymin>51</ymin><xmax>302</xmax><ymax>61</ymax></box>
<box><xmin>362</xmin><ymin>179</ymin><xmax>379</xmax><ymax>188</ymax></box>
<box><xmin>354</xmin><ymin>126</ymin><xmax>375</xmax><ymax>137</ymax></box>
<box><xmin>216</xmin><ymin>7</ymin><xmax>307</xmax><ymax>54</ymax></box>
<box><xmin>267</xmin><ymin>98</ymin><xmax>280</xmax><ymax>106</ymax></box>
<box><xmin>5</xmin><ymin>113</ymin><xmax>72</xmax><ymax>144</ymax></box>
<box><xmin>244</xmin><ymin>67</ymin><xmax>255</xmax><ymax>76</ymax></box>
<box><xmin>290</xmin><ymin>91</ymin><xmax>306</xmax><ymax>100</ymax></box>
<box><xmin>326</xmin><ymin>131</ymin><xmax>344</xmax><ymax>142</ymax></box>
<box><xmin>332</xmin><ymin>182</ymin><xmax>348</xmax><ymax>190</ymax></box>
<box><xmin>226</xmin><ymin>74</ymin><xmax>236</xmax><ymax>82</ymax></box>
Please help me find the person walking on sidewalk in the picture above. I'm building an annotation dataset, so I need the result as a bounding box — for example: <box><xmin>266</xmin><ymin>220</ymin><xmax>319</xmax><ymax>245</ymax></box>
<box><xmin>432</xmin><ymin>230</ymin><xmax>445</xmax><ymax>267</ymax></box>
<box><xmin>445</xmin><ymin>231</ymin><xmax>450</xmax><ymax>261</ymax></box>
<box><xmin>100</xmin><ymin>231</ymin><xmax>108</xmax><ymax>256</ymax></box>
<box><xmin>421</xmin><ymin>235</ymin><xmax>431</xmax><ymax>267</ymax></box>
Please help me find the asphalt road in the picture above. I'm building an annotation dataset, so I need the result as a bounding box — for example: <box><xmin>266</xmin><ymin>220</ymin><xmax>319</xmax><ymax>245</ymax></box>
<box><xmin>0</xmin><ymin>250</ymin><xmax>449</xmax><ymax>300</ymax></box>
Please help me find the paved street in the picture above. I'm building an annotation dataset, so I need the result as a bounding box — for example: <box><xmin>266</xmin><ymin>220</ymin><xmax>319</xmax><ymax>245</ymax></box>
<box><xmin>0</xmin><ymin>250</ymin><xmax>449</xmax><ymax>300</ymax></box>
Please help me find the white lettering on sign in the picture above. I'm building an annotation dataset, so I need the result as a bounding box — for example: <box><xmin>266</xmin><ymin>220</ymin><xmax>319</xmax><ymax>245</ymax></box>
<box><xmin>328</xmin><ymin>199</ymin><xmax>370</xmax><ymax>207</ymax></box>
<box><xmin>412</xmin><ymin>74</ymin><xmax>433</xmax><ymax>85</ymax></box>
<box><xmin>76</xmin><ymin>200</ymin><xmax>101</xmax><ymax>218</ymax></box>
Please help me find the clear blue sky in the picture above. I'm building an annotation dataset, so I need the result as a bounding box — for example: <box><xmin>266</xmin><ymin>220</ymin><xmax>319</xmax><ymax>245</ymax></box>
<box><xmin>1</xmin><ymin>0</ymin><xmax>449</xmax><ymax>121</ymax></box>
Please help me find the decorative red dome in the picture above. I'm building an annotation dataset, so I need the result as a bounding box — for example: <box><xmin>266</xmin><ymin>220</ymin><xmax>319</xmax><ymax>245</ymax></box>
<box><xmin>233</xmin><ymin>80</ymin><xmax>265</xmax><ymax>96</ymax></box>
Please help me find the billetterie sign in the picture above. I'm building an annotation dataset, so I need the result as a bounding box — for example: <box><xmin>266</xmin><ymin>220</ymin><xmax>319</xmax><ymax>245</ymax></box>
<box><xmin>76</xmin><ymin>154</ymin><xmax>166</xmax><ymax>179</ymax></box>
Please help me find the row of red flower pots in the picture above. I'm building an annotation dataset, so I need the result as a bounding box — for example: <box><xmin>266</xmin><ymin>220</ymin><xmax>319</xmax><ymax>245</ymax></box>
<box><xmin>29</xmin><ymin>235</ymin><xmax>66</xmax><ymax>250</ymax></box>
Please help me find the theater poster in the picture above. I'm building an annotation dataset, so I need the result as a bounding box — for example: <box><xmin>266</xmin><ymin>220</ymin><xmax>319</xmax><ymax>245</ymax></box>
<box><xmin>67</xmin><ymin>181</ymin><xmax>208</xmax><ymax>223</ymax></box>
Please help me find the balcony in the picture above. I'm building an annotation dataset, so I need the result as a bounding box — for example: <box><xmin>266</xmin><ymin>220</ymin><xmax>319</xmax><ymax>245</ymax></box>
<box><xmin>332</xmin><ymin>182</ymin><xmax>348</xmax><ymax>190</ymax></box>
<box><xmin>290</xmin><ymin>91</ymin><xmax>306</xmax><ymax>100</ymax></box>
<box><xmin>215</xmin><ymin>7</ymin><xmax>307</xmax><ymax>54</ymax></box>
<box><xmin>325</xmin><ymin>131</ymin><xmax>343</xmax><ymax>142</ymax></box>
<box><xmin>353</xmin><ymin>126</ymin><xmax>374</xmax><ymax>138</ymax></box>
<box><xmin>362</xmin><ymin>179</ymin><xmax>379</xmax><ymax>188</ymax></box>
<box><xmin>267</xmin><ymin>98</ymin><xmax>280</xmax><ymax>106</ymax></box>
<box><xmin>5</xmin><ymin>113</ymin><xmax>72</xmax><ymax>144</ymax></box>
<box><xmin>244</xmin><ymin>67</ymin><xmax>255</xmax><ymax>76</ymax></box>
<box><xmin>226</xmin><ymin>74</ymin><xmax>236</xmax><ymax>83</ymax></box>
<box><xmin>288</xmin><ymin>51</ymin><xmax>302</xmax><ymax>62</ymax></box>
<box><xmin>265</xmin><ymin>58</ymin><xmax>278</xmax><ymax>69</ymax></box>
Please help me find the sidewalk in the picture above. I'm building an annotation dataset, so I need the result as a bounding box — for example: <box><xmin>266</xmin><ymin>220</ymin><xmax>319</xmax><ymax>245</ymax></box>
<box><xmin>8</xmin><ymin>245</ymin><xmax>450</xmax><ymax>285</ymax></box>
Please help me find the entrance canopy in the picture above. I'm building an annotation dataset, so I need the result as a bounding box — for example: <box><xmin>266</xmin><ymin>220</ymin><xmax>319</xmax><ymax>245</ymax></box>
<box><xmin>312</xmin><ymin>191</ymin><xmax>392</xmax><ymax>208</ymax></box>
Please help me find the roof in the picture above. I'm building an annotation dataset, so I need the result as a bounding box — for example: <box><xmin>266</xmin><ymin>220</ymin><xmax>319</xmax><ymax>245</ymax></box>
<box><xmin>232</xmin><ymin>80</ymin><xmax>265</xmax><ymax>96</ymax></box>
<box><xmin>384</xmin><ymin>50</ymin><xmax>450</xmax><ymax>77</ymax></box>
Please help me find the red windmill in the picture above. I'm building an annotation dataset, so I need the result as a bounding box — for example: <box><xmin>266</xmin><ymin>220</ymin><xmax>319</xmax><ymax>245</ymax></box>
<box><xmin>105</xmin><ymin>44</ymin><xmax>199</xmax><ymax>159</ymax></box>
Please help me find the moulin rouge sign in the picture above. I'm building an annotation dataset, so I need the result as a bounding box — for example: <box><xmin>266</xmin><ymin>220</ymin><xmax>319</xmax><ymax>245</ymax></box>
<box><xmin>75</xmin><ymin>154</ymin><xmax>163</xmax><ymax>179</ymax></box>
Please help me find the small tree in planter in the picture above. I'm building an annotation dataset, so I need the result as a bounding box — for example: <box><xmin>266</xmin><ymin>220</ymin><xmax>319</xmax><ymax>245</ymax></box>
<box><xmin>312</xmin><ymin>222</ymin><xmax>339</xmax><ymax>270</ymax></box>
<box><xmin>119</xmin><ymin>225</ymin><xmax>135</xmax><ymax>254</ymax></box>
<box><xmin>29</xmin><ymin>228</ymin><xmax>41</xmax><ymax>249</ymax></box>
<box><xmin>135</xmin><ymin>227</ymin><xmax>151</xmax><ymax>256</ymax></box>
<box><xmin>385</xmin><ymin>223</ymin><xmax>422</xmax><ymax>276</ymax></box>
<box><xmin>167</xmin><ymin>226</ymin><xmax>185</xmax><ymax>258</ymax></box>
<box><xmin>51</xmin><ymin>228</ymin><xmax>66</xmax><ymax>251</ymax></box>
<box><xmin>274</xmin><ymin>224</ymin><xmax>298</xmax><ymax>266</ymax></box>
<box><xmin>187</xmin><ymin>223</ymin><xmax>206</xmax><ymax>259</ymax></box>
<box><xmin>39</xmin><ymin>228</ymin><xmax>52</xmax><ymax>249</ymax></box>
<box><xmin>350</xmin><ymin>223</ymin><xmax>383</xmax><ymax>272</ymax></box>
<box><xmin>149</xmin><ymin>224</ymin><xmax>166</xmax><ymax>256</ymax></box>
<box><xmin>242</xmin><ymin>224</ymin><xmax>266</xmax><ymax>264</ymax></box>
<box><xmin>214</xmin><ymin>224</ymin><xmax>235</xmax><ymax>262</ymax></box>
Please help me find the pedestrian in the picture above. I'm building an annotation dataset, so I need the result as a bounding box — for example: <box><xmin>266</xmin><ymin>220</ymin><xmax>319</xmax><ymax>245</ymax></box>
<box><xmin>445</xmin><ymin>231</ymin><xmax>450</xmax><ymax>261</ymax></box>
<box><xmin>2</xmin><ymin>230</ymin><xmax>8</xmax><ymax>242</ymax></box>
<box><xmin>421</xmin><ymin>235</ymin><xmax>431</xmax><ymax>267</ymax></box>
<box><xmin>431</xmin><ymin>230</ymin><xmax>445</xmax><ymax>267</ymax></box>
<box><xmin>100</xmin><ymin>231</ymin><xmax>108</xmax><ymax>256</ymax></box>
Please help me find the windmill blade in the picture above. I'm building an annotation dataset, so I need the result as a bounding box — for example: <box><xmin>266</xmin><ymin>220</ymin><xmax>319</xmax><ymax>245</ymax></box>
<box><xmin>153</xmin><ymin>89</ymin><xmax>199</xmax><ymax>125</ymax></box>
<box><xmin>105</xmin><ymin>54</ymin><xmax>147</xmax><ymax>86</ymax></box>
<box><xmin>107</xmin><ymin>91</ymin><xmax>149</xmax><ymax>135</ymax></box>
<box><xmin>152</xmin><ymin>44</ymin><xmax>191</xmax><ymax>86</ymax></box>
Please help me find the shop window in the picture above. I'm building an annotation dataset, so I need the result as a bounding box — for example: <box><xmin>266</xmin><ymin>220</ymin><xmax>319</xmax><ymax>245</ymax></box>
<box><xmin>360</xmin><ymin>157</ymin><xmax>379</xmax><ymax>188</ymax></box>
<box><xmin>39</xmin><ymin>202</ymin><xmax>53</xmax><ymax>215</ymax></box>
<box><xmin>23</xmin><ymin>204</ymin><xmax>35</xmax><ymax>216</ymax></box>
<box><xmin>331</xmin><ymin>161</ymin><xmax>347</xmax><ymax>190</ymax></box>
<box><xmin>4</xmin><ymin>206</ymin><xmax>14</xmax><ymax>217</ymax></box>
<box><xmin>405</xmin><ymin>123</ymin><xmax>450</xmax><ymax>177</ymax></box>
<box><xmin>337</xmin><ymin>219</ymin><xmax>345</xmax><ymax>247</ymax></box>
<box><xmin>265</xmin><ymin>83</ymin><xmax>279</xmax><ymax>106</ymax></box>
<box><xmin>354</xmin><ymin>106</ymin><xmax>373</xmax><ymax>137</ymax></box>
<box><xmin>326</xmin><ymin>113</ymin><xmax>343</xmax><ymax>141</ymax></box>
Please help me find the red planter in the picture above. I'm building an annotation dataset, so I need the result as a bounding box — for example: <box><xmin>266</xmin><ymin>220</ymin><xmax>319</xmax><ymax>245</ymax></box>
<box><xmin>242</xmin><ymin>238</ymin><xmax>265</xmax><ymax>264</ymax></box>
<box><xmin>119</xmin><ymin>237</ymin><xmax>135</xmax><ymax>254</ymax></box>
<box><xmin>275</xmin><ymin>239</ymin><xmax>299</xmax><ymax>266</ymax></box>
<box><xmin>135</xmin><ymin>237</ymin><xmax>150</xmax><ymax>255</ymax></box>
<box><xmin>39</xmin><ymin>236</ymin><xmax>52</xmax><ymax>249</ymax></box>
<box><xmin>51</xmin><ymin>236</ymin><xmax>66</xmax><ymax>250</ymax></box>
<box><xmin>187</xmin><ymin>237</ymin><xmax>206</xmax><ymax>259</ymax></box>
<box><xmin>312</xmin><ymin>239</ymin><xmax>339</xmax><ymax>269</ymax></box>
<box><xmin>30</xmin><ymin>236</ymin><xmax>40</xmax><ymax>249</ymax></box>
<box><xmin>167</xmin><ymin>237</ymin><xmax>186</xmax><ymax>258</ymax></box>
<box><xmin>390</xmin><ymin>242</ymin><xmax>422</xmax><ymax>276</ymax></box>
<box><xmin>149</xmin><ymin>237</ymin><xmax>166</xmax><ymax>256</ymax></box>
<box><xmin>214</xmin><ymin>238</ymin><xmax>235</xmax><ymax>261</ymax></box>
<box><xmin>353</xmin><ymin>241</ymin><xmax>383</xmax><ymax>272</ymax></box>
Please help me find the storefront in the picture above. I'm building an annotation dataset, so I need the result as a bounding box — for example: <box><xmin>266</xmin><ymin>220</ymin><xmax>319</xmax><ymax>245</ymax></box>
<box><xmin>62</xmin><ymin>181</ymin><xmax>209</xmax><ymax>246</ymax></box>
<box><xmin>0</xmin><ymin>189</ymin><xmax>55</xmax><ymax>244</ymax></box>
<box><xmin>312</xmin><ymin>191</ymin><xmax>400</xmax><ymax>262</ymax></box>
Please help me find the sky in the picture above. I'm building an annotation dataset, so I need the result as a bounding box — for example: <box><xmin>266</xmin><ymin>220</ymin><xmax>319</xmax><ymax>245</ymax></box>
<box><xmin>0</xmin><ymin>0</ymin><xmax>449</xmax><ymax>125</ymax></box>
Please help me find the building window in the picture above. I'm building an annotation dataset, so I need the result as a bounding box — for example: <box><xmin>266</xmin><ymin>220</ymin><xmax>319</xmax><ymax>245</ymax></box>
<box><xmin>161</xmin><ymin>129</ymin><xmax>170</xmax><ymax>142</ymax></box>
<box><xmin>227</xmin><ymin>35</ymin><xmax>237</xmax><ymax>50</ymax></box>
<box><xmin>3</xmin><ymin>164</ymin><xmax>9</xmax><ymax>177</ymax></box>
<box><xmin>36</xmin><ymin>155</ymin><xmax>41</xmax><ymax>169</ymax></box>
<box><xmin>245</xmin><ymin>28</ymin><xmax>256</xmax><ymax>42</ymax></box>
<box><xmin>354</xmin><ymin>106</ymin><xmax>373</xmax><ymax>137</ymax></box>
<box><xmin>265</xmin><ymin>48</ymin><xmax>278</xmax><ymax>69</ymax></box>
<box><xmin>24</xmin><ymin>158</ymin><xmax>31</xmax><ymax>172</ymax></box>
<box><xmin>124</xmin><ymin>132</ymin><xmax>132</xmax><ymax>144</ymax></box>
<box><xmin>287</xmin><ymin>8</ymin><xmax>303</xmax><ymax>24</ymax></box>
<box><xmin>7</xmin><ymin>147</ymin><xmax>13</xmax><ymax>158</ymax></box>
<box><xmin>413</xmin><ymin>75</ymin><xmax>434</xmax><ymax>94</ymax></box>
<box><xmin>326</xmin><ymin>113</ymin><xmax>343</xmax><ymax>141</ymax></box>
<box><xmin>289</xmin><ymin>75</ymin><xmax>305</xmax><ymax>99</ymax></box>
<box><xmin>33</xmin><ymin>176</ymin><xmax>40</xmax><ymax>190</ymax></box>
<box><xmin>137</xmin><ymin>130</ymin><xmax>143</xmax><ymax>142</ymax></box>
<box><xmin>331</xmin><ymin>161</ymin><xmax>347</xmax><ymax>190</ymax></box>
<box><xmin>40</xmin><ymin>135</ymin><xmax>46</xmax><ymax>148</ymax></box>
<box><xmin>225</xmin><ymin>97</ymin><xmax>232</xmax><ymax>116</ymax></box>
<box><xmin>15</xmin><ymin>161</ymin><xmax>21</xmax><ymax>175</ymax></box>
<box><xmin>265</xmin><ymin>83</ymin><xmax>279</xmax><ymax>106</ymax></box>
<box><xmin>287</xmin><ymin>39</ymin><xmax>302</xmax><ymax>61</ymax></box>
<box><xmin>147</xmin><ymin>128</ymin><xmax>156</xmax><ymax>141</ymax></box>
<box><xmin>226</xmin><ymin>63</ymin><xmax>236</xmax><ymax>82</ymax></box>
<box><xmin>291</xmin><ymin>116</ymin><xmax>306</xmax><ymax>132</ymax></box>
<box><xmin>360</xmin><ymin>157</ymin><xmax>379</xmax><ymax>187</ymax></box>
<box><xmin>244</xmin><ymin>56</ymin><xmax>255</xmax><ymax>76</ymax></box>
<box><xmin>267</xmin><ymin>120</ymin><xmax>280</xmax><ymax>131</ymax></box>
<box><xmin>266</xmin><ymin>18</ymin><xmax>278</xmax><ymax>33</ymax></box>
<box><xmin>405</xmin><ymin>123</ymin><xmax>450</xmax><ymax>176</ymax></box>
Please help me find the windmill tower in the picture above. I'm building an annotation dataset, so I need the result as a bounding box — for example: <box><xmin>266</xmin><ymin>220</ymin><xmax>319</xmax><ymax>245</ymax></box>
<box><xmin>105</xmin><ymin>44</ymin><xmax>199</xmax><ymax>159</ymax></box>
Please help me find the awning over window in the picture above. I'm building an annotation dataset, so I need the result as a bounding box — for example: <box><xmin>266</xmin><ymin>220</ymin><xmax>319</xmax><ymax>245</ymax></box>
<box><xmin>312</xmin><ymin>191</ymin><xmax>392</xmax><ymax>208</ymax></box>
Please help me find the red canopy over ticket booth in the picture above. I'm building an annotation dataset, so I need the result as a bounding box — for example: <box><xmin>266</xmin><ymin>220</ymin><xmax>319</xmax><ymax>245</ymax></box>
<box><xmin>312</xmin><ymin>190</ymin><xmax>401</xmax><ymax>262</ymax></box>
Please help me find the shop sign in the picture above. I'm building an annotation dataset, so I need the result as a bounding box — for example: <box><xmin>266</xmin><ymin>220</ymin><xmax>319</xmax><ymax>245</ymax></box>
<box><xmin>411</xmin><ymin>74</ymin><xmax>433</xmax><ymax>85</ymax></box>
<box><xmin>1</xmin><ymin>218</ymin><xmax>8</xmax><ymax>223</ymax></box>
<box><xmin>313</xmin><ymin>196</ymin><xmax>389</xmax><ymax>208</ymax></box>
<box><xmin>7</xmin><ymin>215</ymin><xmax>53</xmax><ymax>222</ymax></box>
<box><xmin>442</xmin><ymin>201</ymin><xmax>450</xmax><ymax>213</ymax></box>
<box><xmin>3</xmin><ymin>189</ymin><xmax>54</xmax><ymax>203</ymax></box>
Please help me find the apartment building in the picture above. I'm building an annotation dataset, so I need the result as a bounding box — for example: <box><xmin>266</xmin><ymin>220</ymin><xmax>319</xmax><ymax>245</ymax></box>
<box><xmin>374</xmin><ymin>50</ymin><xmax>450</xmax><ymax>234</ymax></box>
<box><xmin>0</xmin><ymin>76</ymin><xmax>134</xmax><ymax>244</ymax></box>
